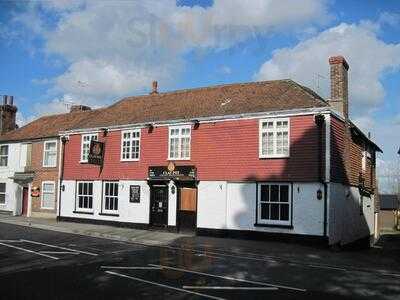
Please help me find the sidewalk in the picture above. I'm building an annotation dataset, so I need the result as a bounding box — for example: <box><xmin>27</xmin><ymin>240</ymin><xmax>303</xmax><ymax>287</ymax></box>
<box><xmin>0</xmin><ymin>214</ymin><xmax>190</xmax><ymax>246</ymax></box>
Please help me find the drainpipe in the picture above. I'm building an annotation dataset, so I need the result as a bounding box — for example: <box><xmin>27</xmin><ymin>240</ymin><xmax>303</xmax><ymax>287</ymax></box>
<box><xmin>57</xmin><ymin>136</ymin><xmax>67</xmax><ymax>220</ymax></box>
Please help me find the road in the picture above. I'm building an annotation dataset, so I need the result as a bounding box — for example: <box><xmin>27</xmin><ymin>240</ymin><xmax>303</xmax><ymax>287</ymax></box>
<box><xmin>0</xmin><ymin>222</ymin><xmax>399</xmax><ymax>299</ymax></box>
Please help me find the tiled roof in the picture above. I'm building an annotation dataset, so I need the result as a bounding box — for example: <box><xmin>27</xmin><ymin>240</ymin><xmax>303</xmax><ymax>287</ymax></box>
<box><xmin>67</xmin><ymin>79</ymin><xmax>328</xmax><ymax>130</ymax></box>
<box><xmin>0</xmin><ymin>79</ymin><xmax>328</xmax><ymax>142</ymax></box>
<box><xmin>0</xmin><ymin>109</ymin><xmax>101</xmax><ymax>142</ymax></box>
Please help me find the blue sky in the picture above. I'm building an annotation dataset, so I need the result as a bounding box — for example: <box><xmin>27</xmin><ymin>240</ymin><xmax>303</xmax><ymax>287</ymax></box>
<box><xmin>0</xmin><ymin>0</ymin><xmax>399</xmax><ymax>191</ymax></box>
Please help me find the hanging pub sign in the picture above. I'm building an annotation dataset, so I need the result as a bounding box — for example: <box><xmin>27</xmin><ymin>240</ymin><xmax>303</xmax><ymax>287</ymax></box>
<box><xmin>148</xmin><ymin>163</ymin><xmax>196</xmax><ymax>180</ymax></box>
<box><xmin>88</xmin><ymin>140</ymin><xmax>105</xmax><ymax>165</ymax></box>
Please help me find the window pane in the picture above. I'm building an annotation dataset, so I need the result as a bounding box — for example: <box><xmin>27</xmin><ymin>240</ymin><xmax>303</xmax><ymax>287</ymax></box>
<box><xmin>271</xmin><ymin>204</ymin><xmax>279</xmax><ymax>220</ymax></box>
<box><xmin>270</xmin><ymin>185</ymin><xmax>279</xmax><ymax>202</ymax></box>
<box><xmin>261</xmin><ymin>203</ymin><xmax>269</xmax><ymax>219</ymax></box>
<box><xmin>0</xmin><ymin>156</ymin><xmax>7</xmax><ymax>166</ymax></box>
<box><xmin>43</xmin><ymin>183</ymin><xmax>54</xmax><ymax>192</ymax></box>
<box><xmin>0</xmin><ymin>194</ymin><xmax>5</xmax><ymax>204</ymax></box>
<box><xmin>0</xmin><ymin>146</ymin><xmax>8</xmax><ymax>155</ymax></box>
<box><xmin>281</xmin><ymin>204</ymin><xmax>289</xmax><ymax>221</ymax></box>
<box><xmin>260</xmin><ymin>185</ymin><xmax>269</xmax><ymax>202</ymax></box>
<box><xmin>42</xmin><ymin>193</ymin><xmax>55</xmax><ymax>208</ymax></box>
<box><xmin>88</xmin><ymin>183</ymin><xmax>93</xmax><ymax>195</ymax></box>
<box><xmin>280</xmin><ymin>185</ymin><xmax>289</xmax><ymax>202</ymax></box>
<box><xmin>0</xmin><ymin>183</ymin><xmax>6</xmax><ymax>193</ymax></box>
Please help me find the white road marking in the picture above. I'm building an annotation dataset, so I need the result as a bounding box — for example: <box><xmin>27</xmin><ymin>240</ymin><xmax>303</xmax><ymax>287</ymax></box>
<box><xmin>149</xmin><ymin>264</ymin><xmax>306</xmax><ymax>292</ymax></box>
<box><xmin>0</xmin><ymin>240</ymin><xmax>22</xmax><ymax>243</ymax></box>
<box><xmin>39</xmin><ymin>251</ymin><xmax>80</xmax><ymax>255</ymax></box>
<box><xmin>105</xmin><ymin>271</ymin><xmax>225</xmax><ymax>300</ymax></box>
<box><xmin>380</xmin><ymin>272</ymin><xmax>400</xmax><ymax>278</ymax></box>
<box><xmin>308</xmin><ymin>264</ymin><xmax>347</xmax><ymax>271</ymax></box>
<box><xmin>183</xmin><ymin>286</ymin><xmax>278</xmax><ymax>291</ymax></box>
<box><xmin>20</xmin><ymin>239</ymin><xmax>98</xmax><ymax>256</ymax></box>
<box><xmin>101</xmin><ymin>266</ymin><xmax>162</xmax><ymax>270</ymax></box>
<box><xmin>0</xmin><ymin>242</ymin><xmax>59</xmax><ymax>260</ymax></box>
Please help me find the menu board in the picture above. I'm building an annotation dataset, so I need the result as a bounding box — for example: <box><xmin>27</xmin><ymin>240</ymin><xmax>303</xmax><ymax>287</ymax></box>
<box><xmin>129</xmin><ymin>185</ymin><xmax>140</xmax><ymax>203</ymax></box>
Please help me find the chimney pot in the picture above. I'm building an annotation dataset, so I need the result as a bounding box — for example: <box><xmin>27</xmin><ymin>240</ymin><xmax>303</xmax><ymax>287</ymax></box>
<box><xmin>328</xmin><ymin>55</ymin><xmax>349</xmax><ymax>119</ymax></box>
<box><xmin>150</xmin><ymin>81</ymin><xmax>158</xmax><ymax>94</ymax></box>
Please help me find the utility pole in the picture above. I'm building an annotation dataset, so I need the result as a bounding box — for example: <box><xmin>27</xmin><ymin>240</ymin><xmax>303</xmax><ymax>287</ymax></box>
<box><xmin>396</xmin><ymin>147</ymin><xmax>400</xmax><ymax>230</ymax></box>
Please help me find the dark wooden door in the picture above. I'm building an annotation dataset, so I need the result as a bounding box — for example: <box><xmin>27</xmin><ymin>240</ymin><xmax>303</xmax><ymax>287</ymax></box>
<box><xmin>178</xmin><ymin>188</ymin><xmax>197</xmax><ymax>232</ymax></box>
<box><xmin>22</xmin><ymin>187</ymin><xmax>29</xmax><ymax>216</ymax></box>
<box><xmin>150</xmin><ymin>186</ymin><xmax>169</xmax><ymax>227</ymax></box>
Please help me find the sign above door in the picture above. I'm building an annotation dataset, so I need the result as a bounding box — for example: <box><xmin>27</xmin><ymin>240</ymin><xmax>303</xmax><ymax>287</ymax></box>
<box><xmin>148</xmin><ymin>163</ymin><xmax>196</xmax><ymax>181</ymax></box>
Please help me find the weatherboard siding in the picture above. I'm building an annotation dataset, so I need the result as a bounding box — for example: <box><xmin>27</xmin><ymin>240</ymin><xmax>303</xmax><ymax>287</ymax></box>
<box><xmin>62</xmin><ymin>115</ymin><xmax>322</xmax><ymax>182</ymax></box>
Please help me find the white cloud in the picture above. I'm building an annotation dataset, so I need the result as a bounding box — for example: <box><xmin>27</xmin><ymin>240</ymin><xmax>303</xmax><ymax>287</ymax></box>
<box><xmin>255</xmin><ymin>21</ymin><xmax>400</xmax><ymax>116</ymax></box>
<box><xmin>13</xmin><ymin>0</ymin><xmax>329</xmax><ymax>105</ymax></box>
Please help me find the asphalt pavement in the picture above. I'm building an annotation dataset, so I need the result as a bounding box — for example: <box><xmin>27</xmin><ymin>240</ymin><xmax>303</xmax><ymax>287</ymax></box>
<box><xmin>0</xmin><ymin>222</ymin><xmax>399</xmax><ymax>300</ymax></box>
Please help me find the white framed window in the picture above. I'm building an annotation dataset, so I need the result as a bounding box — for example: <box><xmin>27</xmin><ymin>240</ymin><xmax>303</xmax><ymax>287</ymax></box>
<box><xmin>121</xmin><ymin>130</ymin><xmax>140</xmax><ymax>161</ymax></box>
<box><xmin>0</xmin><ymin>145</ymin><xmax>9</xmax><ymax>167</ymax></box>
<box><xmin>76</xmin><ymin>181</ymin><xmax>94</xmax><ymax>212</ymax></box>
<box><xmin>259</xmin><ymin>118</ymin><xmax>290</xmax><ymax>158</ymax></box>
<box><xmin>43</xmin><ymin>140</ymin><xmax>57</xmax><ymax>167</ymax></box>
<box><xmin>168</xmin><ymin>125</ymin><xmax>191</xmax><ymax>160</ymax></box>
<box><xmin>0</xmin><ymin>183</ymin><xmax>6</xmax><ymax>205</ymax></box>
<box><xmin>257</xmin><ymin>183</ymin><xmax>291</xmax><ymax>225</ymax></box>
<box><xmin>41</xmin><ymin>181</ymin><xmax>55</xmax><ymax>209</ymax></box>
<box><xmin>103</xmin><ymin>181</ymin><xmax>119</xmax><ymax>213</ymax></box>
<box><xmin>81</xmin><ymin>134</ymin><xmax>98</xmax><ymax>162</ymax></box>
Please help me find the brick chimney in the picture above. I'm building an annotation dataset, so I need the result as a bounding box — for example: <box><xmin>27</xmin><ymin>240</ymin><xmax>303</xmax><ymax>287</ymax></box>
<box><xmin>329</xmin><ymin>56</ymin><xmax>349</xmax><ymax>119</ymax></box>
<box><xmin>0</xmin><ymin>95</ymin><xmax>17</xmax><ymax>135</ymax></box>
<box><xmin>70</xmin><ymin>105</ymin><xmax>91</xmax><ymax>113</ymax></box>
<box><xmin>150</xmin><ymin>81</ymin><xmax>158</xmax><ymax>94</ymax></box>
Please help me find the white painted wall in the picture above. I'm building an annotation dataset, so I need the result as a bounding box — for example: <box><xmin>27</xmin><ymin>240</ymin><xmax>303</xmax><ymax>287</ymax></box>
<box><xmin>197</xmin><ymin>181</ymin><xmax>227</xmax><ymax>229</ymax></box>
<box><xmin>0</xmin><ymin>142</ymin><xmax>27</xmax><ymax>215</ymax></box>
<box><xmin>329</xmin><ymin>183</ymin><xmax>374</xmax><ymax>245</ymax></box>
<box><xmin>60</xmin><ymin>180</ymin><xmax>150</xmax><ymax>224</ymax></box>
<box><xmin>198</xmin><ymin>181</ymin><xmax>325</xmax><ymax>236</ymax></box>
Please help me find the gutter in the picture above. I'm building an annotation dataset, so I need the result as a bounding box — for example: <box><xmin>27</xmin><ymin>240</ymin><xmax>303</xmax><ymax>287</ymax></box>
<box><xmin>60</xmin><ymin>107</ymin><xmax>332</xmax><ymax>135</ymax></box>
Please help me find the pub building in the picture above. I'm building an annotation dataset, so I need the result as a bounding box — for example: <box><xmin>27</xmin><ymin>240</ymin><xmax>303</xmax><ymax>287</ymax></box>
<box><xmin>58</xmin><ymin>57</ymin><xmax>381</xmax><ymax>246</ymax></box>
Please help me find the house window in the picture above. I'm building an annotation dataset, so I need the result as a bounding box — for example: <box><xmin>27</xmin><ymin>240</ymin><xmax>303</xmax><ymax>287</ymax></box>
<box><xmin>121</xmin><ymin>130</ymin><xmax>140</xmax><ymax>161</ymax></box>
<box><xmin>41</xmin><ymin>181</ymin><xmax>55</xmax><ymax>209</ymax></box>
<box><xmin>169</xmin><ymin>126</ymin><xmax>191</xmax><ymax>160</ymax></box>
<box><xmin>81</xmin><ymin>134</ymin><xmax>98</xmax><ymax>162</ymax></box>
<box><xmin>258</xmin><ymin>183</ymin><xmax>291</xmax><ymax>225</ymax></box>
<box><xmin>0</xmin><ymin>145</ymin><xmax>9</xmax><ymax>167</ymax></box>
<box><xmin>0</xmin><ymin>183</ymin><xmax>5</xmax><ymax>205</ymax></box>
<box><xmin>259</xmin><ymin>119</ymin><xmax>290</xmax><ymax>158</ymax></box>
<box><xmin>76</xmin><ymin>182</ymin><xmax>94</xmax><ymax>212</ymax></box>
<box><xmin>43</xmin><ymin>141</ymin><xmax>57</xmax><ymax>167</ymax></box>
<box><xmin>103</xmin><ymin>181</ymin><xmax>119</xmax><ymax>213</ymax></box>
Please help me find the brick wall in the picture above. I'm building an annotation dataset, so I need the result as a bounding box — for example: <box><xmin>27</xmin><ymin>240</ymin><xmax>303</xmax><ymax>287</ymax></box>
<box><xmin>63</xmin><ymin>115</ymin><xmax>324</xmax><ymax>182</ymax></box>
<box><xmin>30</xmin><ymin>139</ymin><xmax>59</xmax><ymax>214</ymax></box>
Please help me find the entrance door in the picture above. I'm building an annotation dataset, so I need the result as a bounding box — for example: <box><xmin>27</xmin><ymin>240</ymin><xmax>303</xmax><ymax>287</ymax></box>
<box><xmin>22</xmin><ymin>187</ymin><xmax>29</xmax><ymax>216</ymax></box>
<box><xmin>178</xmin><ymin>187</ymin><xmax>197</xmax><ymax>232</ymax></box>
<box><xmin>150</xmin><ymin>186</ymin><xmax>169</xmax><ymax>227</ymax></box>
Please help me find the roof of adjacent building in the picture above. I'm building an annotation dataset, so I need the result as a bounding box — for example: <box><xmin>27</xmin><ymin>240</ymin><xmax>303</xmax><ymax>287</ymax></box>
<box><xmin>0</xmin><ymin>79</ymin><xmax>329</xmax><ymax>142</ymax></box>
<box><xmin>379</xmin><ymin>194</ymin><xmax>399</xmax><ymax>210</ymax></box>
<box><xmin>0</xmin><ymin>109</ymin><xmax>99</xmax><ymax>142</ymax></box>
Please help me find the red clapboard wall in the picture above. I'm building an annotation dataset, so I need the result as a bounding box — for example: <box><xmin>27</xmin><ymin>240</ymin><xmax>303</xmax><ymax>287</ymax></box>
<box><xmin>63</xmin><ymin>115</ymin><xmax>323</xmax><ymax>182</ymax></box>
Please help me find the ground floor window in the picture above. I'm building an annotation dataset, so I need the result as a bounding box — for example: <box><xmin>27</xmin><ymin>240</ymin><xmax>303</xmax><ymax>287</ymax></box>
<box><xmin>76</xmin><ymin>181</ymin><xmax>93</xmax><ymax>212</ymax></box>
<box><xmin>41</xmin><ymin>181</ymin><xmax>55</xmax><ymax>209</ymax></box>
<box><xmin>0</xmin><ymin>183</ymin><xmax>5</xmax><ymax>204</ymax></box>
<box><xmin>257</xmin><ymin>183</ymin><xmax>291</xmax><ymax>225</ymax></box>
<box><xmin>103</xmin><ymin>181</ymin><xmax>119</xmax><ymax>213</ymax></box>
